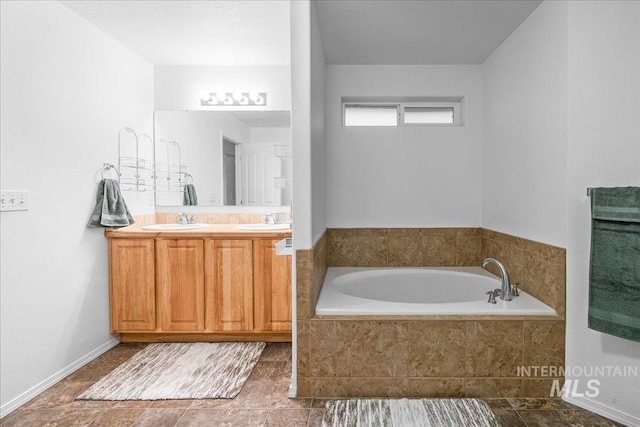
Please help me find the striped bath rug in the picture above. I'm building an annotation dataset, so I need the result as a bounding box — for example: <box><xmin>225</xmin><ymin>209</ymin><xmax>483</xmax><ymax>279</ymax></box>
<box><xmin>77</xmin><ymin>342</ymin><xmax>265</xmax><ymax>400</ymax></box>
<box><xmin>322</xmin><ymin>398</ymin><xmax>500</xmax><ymax>427</ymax></box>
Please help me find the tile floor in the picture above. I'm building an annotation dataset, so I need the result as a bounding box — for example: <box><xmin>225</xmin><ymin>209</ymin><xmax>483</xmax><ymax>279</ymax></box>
<box><xmin>0</xmin><ymin>343</ymin><xmax>626</xmax><ymax>427</ymax></box>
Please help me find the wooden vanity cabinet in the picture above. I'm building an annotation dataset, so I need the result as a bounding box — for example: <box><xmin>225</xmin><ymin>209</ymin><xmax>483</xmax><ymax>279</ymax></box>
<box><xmin>109</xmin><ymin>239</ymin><xmax>156</xmax><ymax>332</ymax></box>
<box><xmin>108</xmin><ymin>232</ymin><xmax>292</xmax><ymax>341</ymax></box>
<box><xmin>156</xmin><ymin>239</ymin><xmax>205</xmax><ymax>332</ymax></box>
<box><xmin>253</xmin><ymin>239</ymin><xmax>292</xmax><ymax>332</ymax></box>
<box><xmin>205</xmin><ymin>240</ymin><xmax>254</xmax><ymax>332</ymax></box>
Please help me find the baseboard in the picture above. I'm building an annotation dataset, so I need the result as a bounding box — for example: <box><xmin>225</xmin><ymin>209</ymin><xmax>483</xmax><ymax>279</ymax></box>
<box><xmin>0</xmin><ymin>337</ymin><xmax>120</xmax><ymax>419</ymax></box>
<box><xmin>563</xmin><ymin>394</ymin><xmax>640</xmax><ymax>427</ymax></box>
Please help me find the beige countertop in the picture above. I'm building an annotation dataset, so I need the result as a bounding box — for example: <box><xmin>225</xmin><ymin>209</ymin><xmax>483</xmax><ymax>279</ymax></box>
<box><xmin>105</xmin><ymin>223</ymin><xmax>292</xmax><ymax>240</ymax></box>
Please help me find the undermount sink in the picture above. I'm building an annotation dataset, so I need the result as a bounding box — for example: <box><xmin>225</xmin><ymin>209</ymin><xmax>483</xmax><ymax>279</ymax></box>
<box><xmin>235</xmin><ymin>223</ymin><xmax>291</xmax><ymax>231</ymax></box>
<box><xmin>142</xmin><ymin>223</ymin><xmax>209</xmax><ymax>231</ymax></box>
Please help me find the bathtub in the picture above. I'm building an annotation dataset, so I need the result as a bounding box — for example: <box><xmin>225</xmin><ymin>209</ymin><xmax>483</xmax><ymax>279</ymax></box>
<box><xmin>315</xmin><ymin>267</ymin><xmax>557</xmax><ymax>316</ymax></box>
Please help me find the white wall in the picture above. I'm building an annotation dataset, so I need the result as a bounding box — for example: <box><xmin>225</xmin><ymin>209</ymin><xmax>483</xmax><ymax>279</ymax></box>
<box><xmin>310</xmin><ymin>2</ymin><xmax>327</xmax><ymax>243</ymax></box>
<box><xmin>482</xmin><ymin>0</ymin><xmax>568</xmax><ymax>248</ymax></box>
<box><xmin>0</xmin><ymin>1</ymin><xmax>153</xmax><ymax>416</ymax></box>
<box><xmin>154</xmin><ymin>111</ymin><xmax>251</xmax><ymax>206</ymax></box>
<box><xmin>566</xmin><ymin>1</ymin><xmax>640</xmax><ymax>425</ymax></box>
<box><xmin>250</xmin><ymin>127</ymin><xmax>293</xmax><ymax>145</ymax></box>
<box><xmin>154</xmin><ymin>65</ymin><xmax>292</xmax><ymax>111</ymax></box>
<box><xmin>325</xmin><ymin>65</ymin><xmax>482</xmax><ymax>228</ymax></box>
<box><xmin>291</xmin><ymin>0</ymin><xmax>313</xmax><ymax>250</ymax></box>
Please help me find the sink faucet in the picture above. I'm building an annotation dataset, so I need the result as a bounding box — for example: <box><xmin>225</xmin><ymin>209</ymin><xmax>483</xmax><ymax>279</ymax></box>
<box><xmin>481</xmin><ymin>258</ymin><xmax>512</xmax><ymax>301</ymax></box>
<box><xmin>177</xmin><ymin>212</ymin><xmax>188</xmax><ymax>224</ymax></box>
<box><xmin>264</xmin><ymin>213</ymin><xmax>275</xmax><ymax>225</ymax></box>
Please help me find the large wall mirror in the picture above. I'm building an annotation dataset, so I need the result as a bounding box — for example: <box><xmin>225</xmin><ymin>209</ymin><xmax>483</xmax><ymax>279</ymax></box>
<box><xmin>154</xmin><ymin>110</ymin><xmax>292</xmax><ymax>208</ymax></box>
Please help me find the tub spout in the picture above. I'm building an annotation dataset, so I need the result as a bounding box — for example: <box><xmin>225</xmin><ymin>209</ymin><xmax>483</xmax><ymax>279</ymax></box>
<box><xmin>481</xmin><ymin>258</ymin><xmax>512</xmax><ymax>301</ymax></box>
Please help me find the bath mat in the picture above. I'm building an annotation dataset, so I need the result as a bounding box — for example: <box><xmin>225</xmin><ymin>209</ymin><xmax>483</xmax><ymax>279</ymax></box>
<box><xmin>322</xmin><ymin>398</ymin><xmax>500</xmax><ymax>427</ymax></box>
<box><xmin>77</xmin><ymin>342</ymin><xmax>265</xmax><ymax>400</ymax></box>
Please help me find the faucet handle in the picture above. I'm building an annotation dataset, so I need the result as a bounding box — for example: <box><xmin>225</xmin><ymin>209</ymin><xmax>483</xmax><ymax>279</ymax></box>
<box><xmin>486</xmin><ymin>290</ymin><xmax>498</xmax><ymax>304</ymax></box>
<box><xmin>510</xmin><ymin>283</ymin><xmax>520</xmax><ymax>297</ymax></box>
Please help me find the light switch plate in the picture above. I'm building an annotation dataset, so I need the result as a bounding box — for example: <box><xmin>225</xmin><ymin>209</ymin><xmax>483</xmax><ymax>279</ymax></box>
<box><xmin>0</xmin><ymin>190</ymin><xmax>29</xmax><ymax>211</ymax></box>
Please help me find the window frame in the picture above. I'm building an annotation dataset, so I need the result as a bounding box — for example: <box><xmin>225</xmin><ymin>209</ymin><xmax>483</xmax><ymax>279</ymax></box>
<box><xmin>342</xmin><ymin>97</ymin><xmax>463</xmax><ymax>127</ymax></box>
<box><xmin>401</xmin><ymin>102</ymin><xmax>460</xmax><ymax>126</ymax></box>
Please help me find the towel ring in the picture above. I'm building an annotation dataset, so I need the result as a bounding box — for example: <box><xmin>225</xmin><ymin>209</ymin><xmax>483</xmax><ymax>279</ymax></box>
<box><xmin>101</xmin><ymin>162</ymin><xmax>120</xmax><ymax>182</ymax></box>
<box><xmin>185</xmin><ymin>173</ymin><xmax>194</xmax><ymax>184</ymax></box>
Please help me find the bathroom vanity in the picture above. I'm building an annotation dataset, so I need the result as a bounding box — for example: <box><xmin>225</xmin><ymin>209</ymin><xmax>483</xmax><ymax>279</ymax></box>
<box><xmin>105</xmin><ymin>224</ymin><xmax>292</xmax><ymax>342</ymax></box>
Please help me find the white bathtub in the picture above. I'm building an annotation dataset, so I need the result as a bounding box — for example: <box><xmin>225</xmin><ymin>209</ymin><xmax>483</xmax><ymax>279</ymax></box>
<box><xmin>315</xmin><ymin>267</ymin><xmax>557</xmax><ymax>316</ymax></box>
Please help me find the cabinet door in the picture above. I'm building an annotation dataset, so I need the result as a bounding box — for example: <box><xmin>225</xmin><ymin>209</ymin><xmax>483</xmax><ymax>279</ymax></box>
<box><xmin>253</xmin><ymin>239</ymin><xmax>292</xmax><ymax>332</ymax></box>
<box><xmin>156</xmin><ymin>239</ymin><xmax>205</xmax><ymax>331</ymax></box>
<box><xmin>109</xmin><ymin>239</ymin><xmax>156</xmax><ymax>332</ymax></box>
<box><xmin>205</xmin><ymin>240</ymin><xmax>253</xmax><ymax>332</ymax></box>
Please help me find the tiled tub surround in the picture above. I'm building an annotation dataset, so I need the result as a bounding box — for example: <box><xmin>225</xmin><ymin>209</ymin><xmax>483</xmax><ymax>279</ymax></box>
<box><xmin>322</xmin><ymin>228</ymin><xmax>565</xmax><ymax>318</ymax></box>
<box><xmin>296</xmin><ymin>228</ymin><xmax>566</xmax><ymax>398</ymax></box>
<box><xmin>481</xmin><ymin>229</ymin><xmax>565</xmax><ymax>319</ymax></box>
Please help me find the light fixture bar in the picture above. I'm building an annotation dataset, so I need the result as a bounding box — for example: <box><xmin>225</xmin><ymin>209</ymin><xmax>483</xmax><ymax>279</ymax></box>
<box><xmin>200</xmin><ymin>91</ymin><xmax>267</xmax><ymax>106</ymax></box>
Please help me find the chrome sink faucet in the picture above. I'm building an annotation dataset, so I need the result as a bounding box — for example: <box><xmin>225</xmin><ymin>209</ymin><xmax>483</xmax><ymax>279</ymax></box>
<box><xmin>177</xmin><ymin>213</ymin><xmax>196</xmax><ymax>224</ymax></box>
<box><xmin>264</xmin><ymin>213</ymin><xmax>275</xmax><ymax>225</ymax></box>
<box><xmin>482</xmin><ymin>258</ymin><xmax>512</xmax><ymax>301</ymax></box>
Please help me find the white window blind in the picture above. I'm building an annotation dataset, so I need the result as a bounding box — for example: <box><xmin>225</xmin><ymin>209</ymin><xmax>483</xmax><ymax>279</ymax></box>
<box><xmin>404</xmin><ymin>106</ymin><xmax>454</xmax><ymax>124</ymax></box>
<box><xmin>344</xmin><ymin>105</ymin><xmax>398</xmax><ymax>127</ymax></box>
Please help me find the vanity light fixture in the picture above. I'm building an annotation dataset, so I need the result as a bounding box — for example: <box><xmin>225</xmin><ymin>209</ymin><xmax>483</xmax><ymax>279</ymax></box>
<box><xmin>200</xmin><ymin>91</ymin><xmax>267</xmax><ymax>106</ymax></box>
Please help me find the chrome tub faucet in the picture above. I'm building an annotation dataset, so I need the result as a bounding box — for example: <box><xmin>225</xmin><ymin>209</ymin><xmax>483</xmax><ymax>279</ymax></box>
<box><xmin>482</xmin><ymin>257</ymin><xmax>513</xmax><ymax>301</ymax></box>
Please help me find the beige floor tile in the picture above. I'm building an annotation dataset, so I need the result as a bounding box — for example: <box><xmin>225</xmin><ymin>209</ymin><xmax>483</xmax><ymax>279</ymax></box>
<box><xmin>174</xmin><ymin>408</ymin><xmax>228</xmax><ymax>426</ymax></box>
<box><xmin>130</xmin><ymin>408</ymin><xmax>186</xmax><ymax>427</ymax></box>
<box><xmin>219</xmin><ymin>409</ymin><xmax>269</xmax><ymax>427</ymax></box>
<box><xmin>265</xmin><ymin>408</ymin><xmax>310</xmax><ymax>427</ymax></box>
<box><xmin>88</xmin><ymin>408</ymin><xmax>145</xmax><ymax>426</ymax></box>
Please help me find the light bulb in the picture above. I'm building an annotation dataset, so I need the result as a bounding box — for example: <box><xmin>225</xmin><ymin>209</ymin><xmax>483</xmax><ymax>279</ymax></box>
<box><xmin>232</xmin><ymin>91</ymin><xmax>245</xmax><ymax>102</ymax></box>
<box><xmin>216</xmin><ymin>92</ymin><xmax>228</xmax><ymax>102</ymax></box>
<box><xmin>199</xmin><ymin>91</ymin><xmax>212</xmax><ymax>102</ymax></box>
<box><xmin>248</xmin><ymin>91</ymin><xmax>260</xmax><ymax>102</ymax></box>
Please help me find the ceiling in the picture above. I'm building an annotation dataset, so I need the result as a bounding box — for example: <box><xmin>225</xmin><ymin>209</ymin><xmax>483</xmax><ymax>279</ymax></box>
<box><xmin>61</xmin><ymin>1</ymin><xmax>291</xmax><ymax>66</ymax></box>
<box><xmin>62</xmin><ymin>0</ymin><xmax>542</xmax><ymax>67</ymax></box>
<box><xmin>314</xmin><ymin>0</ymin><xmax>543</xmax><ymax>65</ymax></box>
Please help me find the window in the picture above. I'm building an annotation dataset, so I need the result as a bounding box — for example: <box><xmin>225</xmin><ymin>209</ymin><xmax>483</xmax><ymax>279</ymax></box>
<box><xmin>343</xmin><ymin>105</ymin><xmax>398</xmax><ymax>127</ymax></box>
<box><xmin>342</xmin><ymin>97</ymin><xmax>463</xmax><ymax>127</ymax></box>
<box><xmin>403</xmin><ymin>106</ymin><xmax>454</xmax><ymax>125</ymax></box>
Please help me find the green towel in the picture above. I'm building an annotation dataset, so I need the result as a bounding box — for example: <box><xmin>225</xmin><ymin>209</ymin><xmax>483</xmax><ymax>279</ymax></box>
<box><xmin>183</xmin><ymin>183</ymin><xmax>198</xmax><ymax>206</ymax></box>
<box><xmin>88</xmin><ymin>179</ymin><xmax>135</xmax><ymax>228</ymax></box>
<box><xmin>588</xmin><ymin>186</ymin><xmax>640</xmax><ymax>342</ymax></box>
